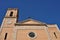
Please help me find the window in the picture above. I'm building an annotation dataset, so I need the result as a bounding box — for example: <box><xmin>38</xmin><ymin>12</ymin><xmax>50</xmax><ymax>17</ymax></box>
<box><xmin>54</xmin><ymin>32</ymin><xmax>57</xmax><ymax>38</ymax></box>
<box><xmin>28</xmin><ymin>32</ymin><xmax>35</xmax><ymax>38</ymax></box>
<box><xmin>4</xmin><ymin>33</ymin><xmax>8</xmax><ymax>40</ymax></box>
<box><xmin>10</xmin><ymin>11</ymin><xmax>13</xmax><ymax>17</ymax></box>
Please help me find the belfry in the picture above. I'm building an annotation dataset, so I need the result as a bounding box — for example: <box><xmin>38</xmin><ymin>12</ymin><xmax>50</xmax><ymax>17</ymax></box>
<box><xmin>0</xmin><ymin>8</ymin><xmax>60</xmax><ymax>40</ymax></box>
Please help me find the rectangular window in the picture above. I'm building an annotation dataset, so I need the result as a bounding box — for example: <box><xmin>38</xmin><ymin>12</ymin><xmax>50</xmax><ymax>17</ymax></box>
<box><xmin>4</xmin><ymin>33</ymin><xmax>8</xmax><ymax>40</ymax></box>
<box><xmin>54</xmin><ymin>32</ymin><xmax>57</xmax><ymax>38</ymax></box>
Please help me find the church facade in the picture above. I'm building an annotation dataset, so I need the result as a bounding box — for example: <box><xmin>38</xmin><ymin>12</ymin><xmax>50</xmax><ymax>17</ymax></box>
<box><xmin>0</xmin><ymin>8</ymin><xmax>60</xmax><ymax>40</ymax></box>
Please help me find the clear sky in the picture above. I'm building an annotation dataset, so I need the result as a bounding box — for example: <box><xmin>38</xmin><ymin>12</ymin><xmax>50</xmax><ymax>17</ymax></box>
<box><xmin>0</xmin><ymin>0</ymin><xmax>60</xmax><ymax>29</ymax></box>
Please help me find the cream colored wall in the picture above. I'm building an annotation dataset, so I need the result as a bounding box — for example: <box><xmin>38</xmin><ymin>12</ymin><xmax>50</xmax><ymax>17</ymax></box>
<box><xmin>15</xmin><ymin>25</ymin><xmax>60</xmax><ymax>40</ymax></box>
<box><xmin>2</xmin><ymin>18</ymin><xmax>17</xmax><ymax>28</ymax></box>
<box><xmin>0</xmin><ymin>28</ymin><xmax>14</xmax><ymax>40</ymax></box>
<box><xmin>48</xmin><ymin>27</ymin><xmax>60</xmax><ymax>40</ymax></box>
<box><xmin>1</xmin><ymin>24</ymin><xmax>60</xmax><ymax>40</ymax></box>
<box><xmin>1</xmin><ymin>23</ymin><xmax>60</xmax><ymax>40</ymax></box>
<box><xmin>17</xmin><ymin>29</ymin><xmax>48</xmax><ymax>40</ymax></box>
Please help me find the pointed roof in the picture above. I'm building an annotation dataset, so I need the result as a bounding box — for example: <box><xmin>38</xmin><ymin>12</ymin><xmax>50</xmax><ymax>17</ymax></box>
<box><xmin>17</xmin><ymin>18</ymin><xmax>46</xmax><ymax>24</ymax></box>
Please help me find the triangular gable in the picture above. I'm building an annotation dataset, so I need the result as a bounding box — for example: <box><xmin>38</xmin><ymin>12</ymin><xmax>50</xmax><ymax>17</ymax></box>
<box><xmin>18</xmin><ymin>19</ymin><xmax>46</xmax><ymax>24</ymax></box>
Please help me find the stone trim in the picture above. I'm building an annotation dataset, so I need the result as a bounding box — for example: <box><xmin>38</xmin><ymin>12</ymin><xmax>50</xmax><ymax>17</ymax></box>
<box><xmin>15</xmin><ymin>24</ymin><xmax>47</xmax><ymax>26</ymax></box>
<box><xmin>13</xmin><ymin>28</ymin><xmax>17</xmax><ymax>40</ymax></box>
<box><xmin>5</xmin><ymin>17</ymin><xmax>17</xmax><ymax>18</ymax></box>
<box><xmin>15</xmin><ymin>26</ymin><xmax>45</xmax><ymax>30</ymax></box>
<box><xmin>55</xmin><ymin>24</ymin><xmax>60</xmax><ymax>32</ymax></box>
<box><xmin>8</xmin><ymin>8</ymin><xmax>18</xmax><ymax>10</ymax></box>
<box><xmin>48</xmin><ymin>24</ymin><xmax>60</xmax><ymax>32</ymax></box>
<box><xmin>45</xmin><ymin>27</ymin><xmax>51</xmax><ymax>40</ymax></box>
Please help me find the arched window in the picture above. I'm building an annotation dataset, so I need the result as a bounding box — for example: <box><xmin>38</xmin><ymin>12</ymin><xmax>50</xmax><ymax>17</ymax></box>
<box><xmin>54</xmin><ymin>32</ymin><xmax>57</xmax><ymax>38</ymax></box>
<box><xmin>10</xmin><ymin>11</ymin><xmax>13</xmax><ymax>17</ymax></box>
<box><xmin>4</xmin><ymin>33</ymin><xmax>8</xmax><ymax>40</ymax></box>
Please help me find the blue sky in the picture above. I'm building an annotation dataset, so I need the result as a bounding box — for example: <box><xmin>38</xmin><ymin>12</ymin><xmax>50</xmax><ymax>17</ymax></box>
<box><xmin>0</xmin><ymin>0</ymin><xmax>60</xmax><ymax>29</ymax></box>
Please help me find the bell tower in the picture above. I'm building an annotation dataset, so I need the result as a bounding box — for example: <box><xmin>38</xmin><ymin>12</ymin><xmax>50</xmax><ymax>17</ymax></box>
<box><xmin>0</xmin><ymin>8</ymin><xmax>18</xmax><ymax>40</ymax></box>
<box><xmin>2</xmin><ymin>8</ymin><xmax>18</xmax><ymax>27</ymax></box>
<box><xmin>5</xmin><ymin>8</ymin><xmax>18</xmax><ymax>18</ymax></box>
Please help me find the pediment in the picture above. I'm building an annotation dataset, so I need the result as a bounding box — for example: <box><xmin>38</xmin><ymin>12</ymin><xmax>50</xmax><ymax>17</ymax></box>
<box><xmin>18</xmin><ymin>19</ymin><xmax>46</xmax><ymax>24</ymax></box>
